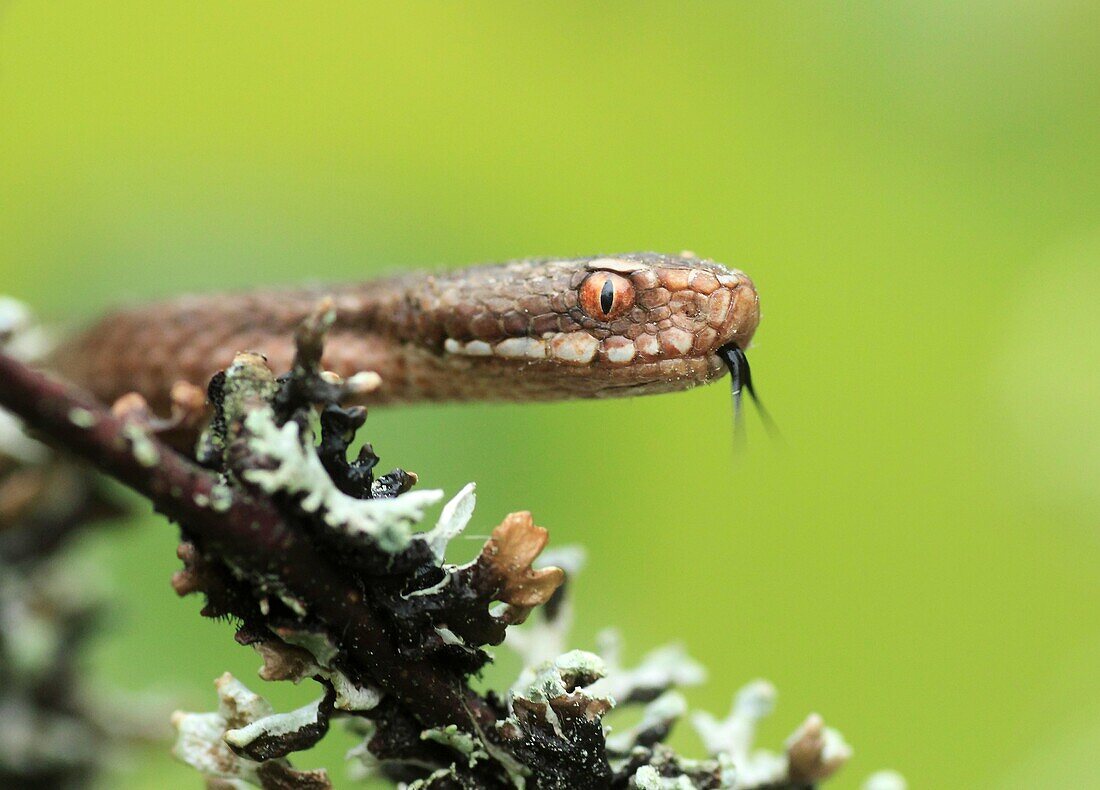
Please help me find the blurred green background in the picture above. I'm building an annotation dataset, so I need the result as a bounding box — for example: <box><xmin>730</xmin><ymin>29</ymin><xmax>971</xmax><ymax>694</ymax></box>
<box><xmin>2</xmin><ymin>2</ymin><xmax>1099</xmax><ymax>787</ymax></box>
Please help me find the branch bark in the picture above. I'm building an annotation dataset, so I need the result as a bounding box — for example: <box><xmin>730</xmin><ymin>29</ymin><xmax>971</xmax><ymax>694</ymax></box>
<box><xmin>0</xmin><ymin>350</ymin><xmax>496</xmax><ymax>733</ymax></box>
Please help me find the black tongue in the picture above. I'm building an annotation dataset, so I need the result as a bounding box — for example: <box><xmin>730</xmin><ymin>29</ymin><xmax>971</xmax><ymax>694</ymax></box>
<box><xmin>717</xmin><ymin>344</ymin><xmax>779</xmax><ymax>443</ymax></box>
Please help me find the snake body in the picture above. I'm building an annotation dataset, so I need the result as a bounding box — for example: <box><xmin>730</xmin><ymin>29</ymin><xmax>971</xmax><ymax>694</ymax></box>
<box><xmin>52</xmin><ymin>253</ymin><xmax>760</xmax><ymax>411</ymax></box>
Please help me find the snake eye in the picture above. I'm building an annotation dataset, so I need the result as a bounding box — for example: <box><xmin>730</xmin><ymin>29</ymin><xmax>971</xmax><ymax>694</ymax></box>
<box><xmin>580</xmin><ymin>272</ymin><xmax>634</xmax><ymax>322</ymax></box>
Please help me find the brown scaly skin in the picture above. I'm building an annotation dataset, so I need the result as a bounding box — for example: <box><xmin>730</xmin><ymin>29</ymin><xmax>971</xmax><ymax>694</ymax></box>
<box><xmin>51</xmin><ymin>252</ymin><xmax>760</xmax><ymax>412</ymax></box>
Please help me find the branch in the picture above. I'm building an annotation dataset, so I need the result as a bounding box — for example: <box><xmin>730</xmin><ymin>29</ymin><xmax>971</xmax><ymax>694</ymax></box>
<box><xmin>0</xmin><ymin>350</ymin><xmax>495</xmax><ymax>734</ymax></box>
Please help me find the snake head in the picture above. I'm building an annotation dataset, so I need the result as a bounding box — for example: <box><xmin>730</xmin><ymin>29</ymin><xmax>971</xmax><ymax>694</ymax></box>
<box><xmin>430</xmin><ymin>252</ymin><xmax>760</xmax><ymax>399</ymax></box>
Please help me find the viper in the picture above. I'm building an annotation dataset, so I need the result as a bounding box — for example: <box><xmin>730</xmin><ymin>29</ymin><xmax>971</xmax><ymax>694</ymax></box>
<box><xmin>51</xmin><ymin>252</ymin><xmax>766</xmax><ymax>423</ymax></box>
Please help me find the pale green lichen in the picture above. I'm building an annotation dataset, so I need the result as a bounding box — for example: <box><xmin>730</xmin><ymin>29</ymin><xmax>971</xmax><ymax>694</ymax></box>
<box><xmin>66</xmin><ymin>407</ymin><xmax>96</xmax><ymax>429</ymax></box>
<box><xmin>506</xmin><ymin>601</ymin><xmax>706</xmax><ymax>714</ymax></box>
<box><xmin>0</xmin><ymin>410</ymin><xmax>49</xmax><ymax>464</ymax></box>
<box><xmin>590</xmin><ymin>629</ymin><xmax>706</xmax><ymax>703</ymax></box>
<box><xmin>274</xmin><ymin>626</ymin><xmax>340</xmax><ymax>668</ymax></box>
<box><xmin>275</xmin><ymin>593</ymin><xmax>308</xmax><ymax>618</ymax></box>
<box><xmin>863</xmin><ymin>770</ymin><xmax>908</xmax><ymax>790</ymax></box>
<box><xmin>499</xmin><ymin>565</ymin><xmax>872</xmax><ymax>789</ymax></box>
<box><xmin>344</xmin><ymin>720</ymin><xmax>382</xmax><ymax>781</ymax></box>
<box><xmin>478</xmin><ymin>717</ymin><xmax>530</xmax><ymax>790</ymax></box>
<box><xmin>606</xmin><ymin>691</ymin><xmax>687</xmax><ymax>755</ymax></box>
<box><xmin>633</xmin><ymin>765</ymin><xmax>698</xmax><ymax>790</ymax></box>
<box><xmin>224</xmin><ymin>697</ymin><xmax>323</xmax><ymax>750</ymax></box>
<box><xmin>690</xmin><ymin>681</ymin><xmax>855</xmax><ymax>788</ymax></box>
<box><xmin>121</xmin><ymin>423</ymin><xmax>159</xmax><ymax>467</ymax></box>
<box><xmin>692</xmin><ymin>679</ymin><xmax>776</xmax><ymax>761</ymax></box>
<box><xmin>403</xmin><ymin>767</ymin><xmax>458</xmax><ymax>789</ymax></box>
<box><xmin>148</xmin><ymin>346</ymin><xmax>886</xmax><ymax>788</ymax></box>
<box><xmin>513</xmin><ymin>649</ymin><xmax>609</xmax><ymax>706</ymax></box>
<box><xmin>325</xmin><ymin>669</ymin><xmax>382</xmax><ymax>712</ymax></box>
<box><xmin>196</xmin><ymin>352</ymin><xmax>280</xmax><ymax>463</ymax></box>
<box><xmin>0</xmin><ymin>296</ymin><xmax>54</xmax><ymax>361</ymax></box>
<box><xmin>508</xmin><ymin>649</ymin><xmax>612</xmax><ymax>742</ymax></box>
<box><xmin>173</xmin><ymin>708</ymin><xmax>255</xmax><ymax>785</ymax></box>
<box><xmin>240</xmin><ymin>408</ymin><xmax>472</xmax><ymax>555</ymax></box>
<box><xmin>222</xmin><ymin>355</ymin><xmax>280</xmax><ymax>408</ymax></box>
<box><xmin>209</xmin><ymin>482</ymin><xmax>234</xmax><ymax>512</ymax></box>
<box><xmin>420</xmin><ymin>724</ymin><xmax>487</xmax><ymax>769</ymax></box>
<box><xmin>434</xmin><ymin>626</ymin><xmax>466</xmax><ymax>646</ymax></box>
<box><xmin>424</xmin><ymin>482</ymin><xmax>476</xmax><ymax>561</ymax></box>
<box><xmin>171</xmin><ymin>673</ymin><xmax>330</xmax><ymax>788</ymax></box>
<box><xmin>171</xmin><ymin>674</ymin><xmax>271</xmax><ymax>785</ymax></box>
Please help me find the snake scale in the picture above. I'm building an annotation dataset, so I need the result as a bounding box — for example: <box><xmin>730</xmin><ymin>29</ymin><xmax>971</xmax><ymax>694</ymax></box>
<box><xmin>51</xmin><ymin>252</ymin><xmax>762</xmax><ymax>414</ymax></box>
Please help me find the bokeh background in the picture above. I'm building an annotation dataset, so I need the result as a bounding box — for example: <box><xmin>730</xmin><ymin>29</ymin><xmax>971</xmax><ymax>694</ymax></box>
<box><xmin>3</xmin><ymin>2</ymin><xmax>1099</xmax><ymax>787</ymax></box>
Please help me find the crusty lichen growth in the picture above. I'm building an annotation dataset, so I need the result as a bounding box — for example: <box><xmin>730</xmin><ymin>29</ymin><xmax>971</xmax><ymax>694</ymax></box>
<box><xmin>171</xmin><ymin>673</ymin><xmax>331</xmax><ymax>789</ymax></box>
<box><xmin>498</xmin><ymin>555</ymin><xmax>867</xmax><ymax>790</ymax></box>
<box><xmin>238</xmin><ymin>407</ymin><xmax>453</xmax><ymax>555</ymax></box>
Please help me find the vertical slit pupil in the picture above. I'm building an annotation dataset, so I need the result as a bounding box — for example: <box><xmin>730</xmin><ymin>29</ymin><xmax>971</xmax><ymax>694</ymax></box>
<box><xmin>599</xmin><ymin>278</ymin><xmax>615</xmax><ymax>315</ymax></box>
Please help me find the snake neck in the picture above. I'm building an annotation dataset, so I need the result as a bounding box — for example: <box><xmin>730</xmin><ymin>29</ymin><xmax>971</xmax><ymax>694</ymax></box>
<box><xmin>49</xmin><ymin>279</ymin><xmax>421</xmax><ymax>412</ymax></box>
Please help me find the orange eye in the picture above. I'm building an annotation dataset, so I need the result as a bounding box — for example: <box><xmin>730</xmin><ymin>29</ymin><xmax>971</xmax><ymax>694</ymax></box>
<box><xmin>579</xmin><ymin>272</ymin><xmax>635</xmax><ymax>321</ymax></box>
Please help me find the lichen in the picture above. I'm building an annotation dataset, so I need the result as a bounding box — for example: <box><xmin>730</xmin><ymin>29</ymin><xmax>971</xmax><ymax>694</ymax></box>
<box><xmin>513</xmin><ymin>649</ymin><xmax>609</xmax><ymax>707</ymax></box>
<box><xmin>863</xmin><ymin>770</ymin><xmax>908</xmax><ymax>789</ymax></box>
<box><xmin>690</xmin><ymin>681</ymin><xmax>852</xmax><ymax>788</ymax></box>
<box><xmin>632</xmin><ymin>765</ymin><xmax>698</xmax><ymax>790</ymax></box>
<box><xmin>326</xmin><ymin>671</ymin><xmax>382</xmax><ymax>712</ymax></box>
<box><xmin>606</xmin><ymin>691</ymin><xmax>687</xmax><ymax>755</ymax></box>
<box><xmin>210</xmin><ymin>482</ymin><xmax>234</xmax><ymax>512</ymax></box>
<box><xmin>224</xmin><ymin>698</ymin><xmax>324</xmax><ymax>751</ymax></box>
<box><xmin>171</xmin><ymin>674</ymin><xmax>271</xmax><ymax>785</ymax></box>
<box><xmin>420</xmin><ymin>724</ymin><xmax>487</xmax><ymax>768</ymax></box>
<box><xmin>170</xmin><ymin>673</ymin><xmax>331</xmax><ymax>788</ymax></box>
<box><xmin>590</xmin><ymin>630</ymin><xmax>707</xmax><ymax>704</ymax></box>
<box><xmin>424</xmin><ymin>481</ymin><xmax>476</xmax><ymax>561</ymax></box>
<box><xmin>240</xmin><ymin>407</ymin><xmax>465</xmax><ymax>555</ymax></box>
<box><xmin>121</xmin><ymin>422</ymin><xmax>159</xmax><ymax>467</ymax></box>
<box><xmin>403</xmin><ymin>767</ymin><xmax>459</xmax><ymax>789</ymax></box>
<box><xmin>67</xmin><ymin>407</ymin><xmax>96</xmax><ymax>429</ymax></box>
<box><xmin>271</xmin><ymin>625</ymin><xmax>340</xmax><ymax>669</ymax></box>
<box><xmin>0</xmin><ymin>296</ymin><xmax>54</xmax><ymax>362</ymax></box>
<box><xmin>0</xmin><ymin>410</ymin><xmax>49</xmax><ymax>464</ymax></box>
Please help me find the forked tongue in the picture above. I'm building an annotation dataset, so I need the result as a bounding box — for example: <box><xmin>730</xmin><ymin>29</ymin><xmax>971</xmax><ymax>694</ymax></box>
<box><xmin>717</xmin><ymin>343</ymin><xmax>778</xmax><ymax>445</ymax></box>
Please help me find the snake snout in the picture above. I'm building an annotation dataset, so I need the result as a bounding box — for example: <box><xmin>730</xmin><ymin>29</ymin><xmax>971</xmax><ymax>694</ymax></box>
<box><xmin>431</xmin><ymin>253</ymin><xmax>764</xmax><ymax>402</ymax></box>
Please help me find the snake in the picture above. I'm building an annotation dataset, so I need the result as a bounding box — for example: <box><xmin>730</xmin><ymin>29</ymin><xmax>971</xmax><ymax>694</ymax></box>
<box><xmin>50</xmin><ymin>252</ymin><xmax>763</xmax><ymax>418</ymax></box>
